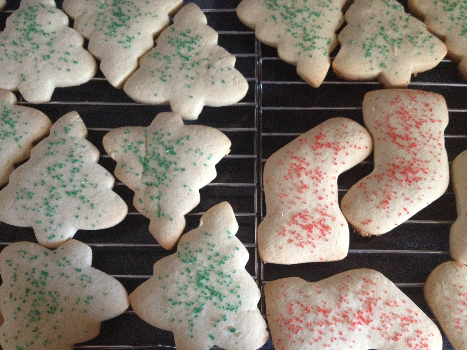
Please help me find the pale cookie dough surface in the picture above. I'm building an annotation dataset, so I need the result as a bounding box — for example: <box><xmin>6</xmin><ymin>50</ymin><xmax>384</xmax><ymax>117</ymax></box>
<box><xmin>237</xmin><ymin>0</ymin><xmax>347</xmax><ymax>87</ymax></box>
<box><xmin>63</xmin><ymin>0</ymin><xmax>183</xmax><ymax>88</ymax></box>
<box><xmin>123</xmin><ymin>3</ymin><xmax>248</xmax><ymax>120</ymax></box>
<box><xmin>425</xmin><ymin>261</ymin><xmax>467</xmax><ymax>350</ymax></box>
<box><xmin>0</xmin><ymin>0</ymin><xmax>5</xmax><ymax>12</ymax></box>
<box><xmin>341</xmin><ymin>89</ymin><xmax>449</xmax><ymax>236</ymax></box>
<box><xmin>0</xmin><ymin>111</ymin><xmax>128</xmax><ymax>248</ymax></box>
<box><xmin>130</xmin><ymin>202</ymin><xmax>269</xmax><ymax>350</ymax></box>
<box><xmin>333</xmin><ymin>0</ymin><xmax>447</xmax><ymax>88</ymax></box>
<box><xmin>103</xmin><ymin>112</ymin><xmax>231</xmax><ymax>250</ymax></box>
<box><xmin>259</xmin><ymin>117</ymin><xmax>372</xmax><ymax>264</ymax></box>
<box><xmin>265</xmin><ymin>270</ymin><xmax>443</xmax><ymax>350</ymax></box>
<box><xmin>0</xmin><ymin>89</ymin><xmax>52</xmax><ymax>187</ymax></box>
<box><xmin>409</xmin><ymin>0</ymin><xmax>467</xmax><ymax>80</ymax></box>
<box><xmin>0</xmin><ymin>240</ymin><xmax>129</xmax><ymax>350</ymax></box>
<box><xmin>0</xmin><ymin>0</ymin><xmax>97</xmax><ymax>103</ymax></box>
<box><xmin>450</xmin><ymin>150</ymin><xmax>467</xmax><ymax>264</ymax></box>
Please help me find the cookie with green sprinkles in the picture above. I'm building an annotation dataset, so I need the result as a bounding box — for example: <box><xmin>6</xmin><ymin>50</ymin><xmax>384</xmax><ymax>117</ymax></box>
<box><xmin>0</xmin><ymin>239</ymin><xmax>129</xmax><ymax>350</ymax></box>
<box><xmin>62</xmin><ymin>0</ymin><xmax>183</xmax><ymax>88</ymax></box>
<box><xmin>123</xmin><ymin>3</ymin><xmax>249</xmax><ymax>120</ymax></box>
<box><xmin>0</xmin><ymin>89</ymin><xmax>52</xmax><ymax>187</ymax></box>
<box><xmin>0</xmin><ymin>111</ymin><xmax>128</xmax><ymax>248</ymax></box>
<box><xmin>0</xmin><ymin>0</ymin><xmax>97</xmax><ymax>103</ymax></box>
<box><xmin>236</xmin><ymin>0</ymin><xmax>347</xmax><ymax>88</ymax></box>
<box><xmin>103</xmin><ymin>111</ymin><xmax>231</xmax><ymax>250</ymax></box>
<box><xmin>409</xmin><ymin>0</ymin><xmax>467</xmax><ymax>81</ymax></box>
<box><xmin>332</xmin><ymin>0</ymin><xmax>447</xmax><ymax>88</ymax></box>
<box><xmin>129</xmin><ymin>202</ymin><xmax>269</xmax><ymax>350</ymax></box>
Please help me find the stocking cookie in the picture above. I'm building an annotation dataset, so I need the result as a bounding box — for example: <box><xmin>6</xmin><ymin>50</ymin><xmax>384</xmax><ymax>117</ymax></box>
<box><xmin>425</xmin><ymin>261</ymin><xmax>467</xmax><ymax>350</ymax></box>
<box><xmin>236</xmin><ymin>0</ymin><xmax>347</xmax><ymax>87</ymax></box>
<box><xmin>123</xmin><ymin>3</ymin><xmax>248</xmax><ymax>120</ymax></box>
<box><xmin>409</xmin><ymin>0</ymin><xmax>467</xmax><ymax>80</ymax></box>
<box><xmin>63</xmin><ymin>0</ymin><xmax>183</xmax><ymax>88</ymax></box>
<box><xmin>0</xmin><ymin>0</ymin><xmax>97</xmax><ymax>102</ymax></box>
<box><xmin>333</xmin><ymin>0</ymin><xmax>447</xmax><ymax>87</ymax></box>
<box><xmin>341</xmin><ymin>89</ymin><xmax>449</xmax><ymax>236</ymax></box>
<box><xmin>0</xmin><ymin>240</ymin><xmax>129</xmax><ymax>350</ymax></box>
<box><xmin>0</xmin><ymin>111</ymin><xmax>128</xmax><ymax>248</ymax></box>
<box><xmin>259</xmin><ymin>118</ymin><xmax>372</xmax><ymax>264</ymax></box>
<box><xmin>103</xmin><ymin>112</ymin><xmax>231</xmax><ymax>249</ymax></box>
<box><xmin>130</xmin><ymin>202</ymin><xmax>269</xmax><ymax>350</ymax></box>
<box><xmin>0</xmin><ymin>89</ymin><xmax>52</xmax><ymax>187</ymax></box>
<box><xmin>265</xmin><ymin>270</ymin><xmax>443</xmax><ymax>349</ymax></box>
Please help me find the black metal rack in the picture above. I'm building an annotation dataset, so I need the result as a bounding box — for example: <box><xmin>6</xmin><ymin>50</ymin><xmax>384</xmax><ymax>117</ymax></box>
<box><xmin>1</xmin><ymin>0</ymin><xmax>464</xmax><ymax>349</ymax></box>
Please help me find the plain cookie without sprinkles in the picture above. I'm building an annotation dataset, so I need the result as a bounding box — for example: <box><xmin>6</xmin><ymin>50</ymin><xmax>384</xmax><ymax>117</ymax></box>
<box><xmin>0</xmin><ymin>239</ymin><xmax>129</xmax><ymax>350</ymax></box>
<box><xmin>332</xmin><ymin>0</ymin><xmax>447</xmax><ymax>88</ymax></box>
<box><xmin>0</xmin><ymin>111</ymin><xmax>128</xmax><ymax>248</ymax></box>
<box><xmin>0</xmin><ymin>0</ymin><xmax>5</xmax><ymax>12</ymax></box>
<box><xmin>265</xmin><ymin>270</ymin><xmax>443</xmax><ymax>349</ymax></box>
<box><xmin>103</xmin><ymin>112</ymin><xmax>231</xmax><ymax>250</ymax></box>
<box><xmin>0</xmin><ymin>0</ymin><xmax>97</xmax><ymax>103</ymax></box>
<box><xmin>130</xmin><ymin>202</ymin><xmax>269</xmax><ymax>350</ymax></box>
<box><xmin>63</xmin><ymin>0</ymin><xmax>183</xmax><ymax>88</ymax></box>
<box><xmin>341</xmin><ymin>89</ymin><xmax>449</xmax><ymax>236</ymax></box>
<box><xmin>236</xmin><ymin>0</ymin><xmax>347</xmax><ymax>87</ymax></box>
<box><xmin>0</xmin><ymin>88</ymin><xmax>52</xmax><ymax>187</ymax></box>
<box><xmin>409</xmin><ymin>0</ymin><xmax>467</xmax><ymax>81</ymax></box>
<box><xmin>449</xmin><ymin>150</ymin><xmax>467</xmax><ymax>264</ymax></box>
<box><xmin>258</xmin><ymin>118</ymin><xmax>372</xmax><ymax>264</ymax></box>
<box><xmin>123</xmin><ymin>3</ymin><xmax>248</xmax><ymax>120</ymax></box>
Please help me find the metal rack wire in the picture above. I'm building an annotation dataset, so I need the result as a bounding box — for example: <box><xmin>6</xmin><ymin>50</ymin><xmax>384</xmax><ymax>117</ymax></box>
<box><xmin>1</xmin><ymin>0</ymin><xmax>465</xmax><ymax>349</ymax></box>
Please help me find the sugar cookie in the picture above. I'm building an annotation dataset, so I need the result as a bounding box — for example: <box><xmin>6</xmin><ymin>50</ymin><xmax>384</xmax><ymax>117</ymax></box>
<box><xmin>450</xmin><ymin>150</ymin><xmax>467</xmax><ymax>264</ymax></box>
<box><xmin>333</xmin><ymin>0</ymin><xmax>447</xmax><ymax>88</ymax></box>
<box><xmin>130</xmin><ymin>202</ymin><xmax>269</xmax><ymax>350</ymax></box>
<box><xmin>0</xmin><ymin>89</ymin><xmax>52</xmax><ymax>187</ymax></box>
<box><xmin>409</xmin><ymin>0</ymin><xmax>467</xmax><ymax>80</ymax></box>
<box><xmin>123</xmin><ymin>3</ymin><xmax>248</xmax><ymax>120</ymax></box>
<box><xmin>63</xmin><ymin>0</ymin><xmax>183</xmax><ymax>88</ymax></box>
<box><xmin>259</xmin><ymin>117</ymin><xmax>372</xmax><ymax>264</ymax></box>
<box><xmin>237</xmin><ymin>0</ymin><xmax>347</xmax><ymax>87</ymax></box>
<box><xmin>0</xmin><ymin>239</ymin><xmax>129</xmax><ymax>350</ymax></box>
<box><xmin>265</xmin><ymin>269</ymin><xmax>443</xmax><ymax>349</ymax></box>
<box><xmin>425</xmin><ymin>261</ymin><xmax>467</xmax><ymax>350</ymax></box>
<box><xmin>0</xmin><ymin>0</ymin><xmax>97</xmax><ymax>102</ymax></box>
<box><xmin>103</xmin><ymin>112</ymin><xmax>230</xmax><ymax>249</ymax></box>
<box><xmin>341</xmin><ymin>89</ymin><xmax>449</xmax><ymax>236</ymax></box>
<box><xmin>0</xmin><ymin>111</ymin><xmax>128</xmax><ymax>248</ymax></box>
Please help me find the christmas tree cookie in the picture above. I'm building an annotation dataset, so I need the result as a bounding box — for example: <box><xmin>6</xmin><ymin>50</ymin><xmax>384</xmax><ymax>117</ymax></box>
<box><xmin>103</xmin><ymin>112</ymin><xmax>231</xmax><ymax>250</ymax></box>
<box><xmin>0</xmin><ymin>89</ymin><xmax>52</xmax><ymax>187</ymax></box>
<box><xmin>63</xmin><ymin>0</ymin><xmax>183</xmax><ymax>88</ymax></box>
<box><xmin>333</xmin><ymin>0</ymin><xmax>447</xmax><ymax>87</ymax></box>
<box><xmin>0</xmin><ymin>0</ymin><xmax>97</xmax><ymax>103</ymax></box>
<box><xmin>265</xmin><ymin>270</ymin><xmax>442</xmax><ymax>349</ymax></box>
<box><xmin>409</xmin><ymin>0</ymin><xmax>467</xmax><ymax>80</ymax></box>
<box><xmin>259</xmin><ymin>118</ymin><xmax>372</xmax><ymax>264</ymax></box>
<box><xmin>130</xmin><ymin>202</ymin><xmax>269</xmax><ymax>350</ymax></box>
<box><xmin>237</xmin><ymin>0</ymin><xmax>347</xmax><ymax>87</ymax></box>
<box><xmin>0</xmin><ymin>111</ymin><xmax>128</xmax><ymax>248</ymax></box>
<box><xmin>123</xmin><ymin>3</ymin><xmax>248</xmax><ymax>120</ymax></box>
<box><xmin>341</xmin><ymin>89</ymin><xmax>449</xmax><ymax>236</ymax></box>
<box><xmin>0</xmin><ymin>239</ymin><xmax>129</xmax><ymax>350</ymax></box>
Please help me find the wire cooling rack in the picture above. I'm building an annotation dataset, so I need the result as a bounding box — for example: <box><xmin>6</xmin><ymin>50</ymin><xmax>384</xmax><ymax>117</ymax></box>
<box><xmin>1</xmin><ymin>0</ymin><xmax>466</xmax><ymax>349</ymax></box>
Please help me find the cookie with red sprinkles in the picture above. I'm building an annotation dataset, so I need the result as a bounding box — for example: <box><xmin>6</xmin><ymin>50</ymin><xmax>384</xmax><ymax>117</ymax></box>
<box><xmin>425</xmin><ymin>261</ymin><xmax>467</xmax><ymax>350</ymax></box>
<box><xmin>265</xmin><ymin>269</ymin><xmax>443</xmax><ymax>349</ymax></box>
<box><xmin>258</xmin><ymin>117</ymin><xmax>372</xmax><ymax>264</ymax></box>
<box><xmin>341</xmin><ymin>89</ymin><xmax>449</xmax><ymax>236</ymax></box>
